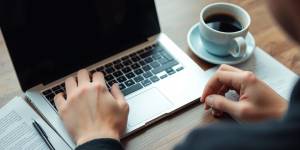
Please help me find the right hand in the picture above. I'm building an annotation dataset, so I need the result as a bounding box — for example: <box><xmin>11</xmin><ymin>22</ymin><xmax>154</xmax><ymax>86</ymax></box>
<box><xmin>201</xmin><ymin>65</ymin><xmax>288</xmax><ymax>122</ymax></box>
<box><xmin>54</xmin><ymin>69</ymin><xmax>129</xmax><ymax>145</ymax></box>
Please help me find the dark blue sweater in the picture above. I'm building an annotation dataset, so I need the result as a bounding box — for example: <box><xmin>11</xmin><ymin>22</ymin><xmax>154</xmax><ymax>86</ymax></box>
<box><xmin>76</xmin><ymin>80</ymin><xmax>300</xmax><ymax>150</ymax></box>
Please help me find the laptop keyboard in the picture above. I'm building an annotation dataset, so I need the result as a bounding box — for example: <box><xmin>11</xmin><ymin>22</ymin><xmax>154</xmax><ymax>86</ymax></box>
<box><xmin>41</xmin><ymin>43</ymin><xmax>184</xmax><ymax>110</ymax></box>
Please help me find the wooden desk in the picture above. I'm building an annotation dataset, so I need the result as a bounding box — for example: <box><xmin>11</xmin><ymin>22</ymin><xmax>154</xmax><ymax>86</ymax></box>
<box><xmin>0</xmin><ymin>0</ymin><xmax>299</xmax><ymax>149</ymax></box>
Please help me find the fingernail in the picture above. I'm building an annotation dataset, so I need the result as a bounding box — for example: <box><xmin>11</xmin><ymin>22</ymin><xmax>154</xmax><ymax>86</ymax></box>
<box><xmin>206</xmin><ymin>95</ymin><xmax>214</xmax><ymax>106</ymax></box>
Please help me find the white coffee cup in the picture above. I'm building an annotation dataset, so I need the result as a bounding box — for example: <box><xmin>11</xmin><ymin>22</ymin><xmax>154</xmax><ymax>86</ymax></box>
<box><xmin>199</xmin><ymin>2</ymin><xmax>251</xmax><ymax>57</ymax></box>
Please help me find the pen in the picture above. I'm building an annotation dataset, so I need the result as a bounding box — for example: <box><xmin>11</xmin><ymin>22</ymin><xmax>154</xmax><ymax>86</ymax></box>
<box><xmin>32</xmin><ymin>120</ymin><xmax>56</xmax><ymax>150</ymax></box>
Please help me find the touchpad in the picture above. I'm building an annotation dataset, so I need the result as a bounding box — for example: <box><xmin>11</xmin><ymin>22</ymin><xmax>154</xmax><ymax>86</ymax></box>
<box><xmin>127</xmin><ymin>88</ymin><xmax>173</xmax><ymax>127</ymax></box>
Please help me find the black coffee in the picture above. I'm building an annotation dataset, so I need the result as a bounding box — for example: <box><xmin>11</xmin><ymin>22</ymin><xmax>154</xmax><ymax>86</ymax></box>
<box><xmin>204</xmin><ymin>13</ymin><xmax>243</xmax><ymax>32</ymax></box>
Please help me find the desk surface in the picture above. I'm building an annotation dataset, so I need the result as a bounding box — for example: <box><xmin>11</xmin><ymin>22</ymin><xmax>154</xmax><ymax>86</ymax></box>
<box><xmin>0</xmin><ymin>0</ymin><xmax>300</xmax><ymax>149</ymax></box>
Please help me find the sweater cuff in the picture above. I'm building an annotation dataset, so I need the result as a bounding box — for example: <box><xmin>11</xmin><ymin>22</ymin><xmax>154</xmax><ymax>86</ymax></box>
<box><xmin>75</xmin><ymin>138</ymin><xmax>123</xmax><ymax>150</ymax></box>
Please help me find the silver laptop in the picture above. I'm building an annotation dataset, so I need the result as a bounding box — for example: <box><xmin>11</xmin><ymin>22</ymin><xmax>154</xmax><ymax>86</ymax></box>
<box><xmin>1</xmin><ymin>0</ymin><xmax>206</xmax><ymax>148</ymax></box>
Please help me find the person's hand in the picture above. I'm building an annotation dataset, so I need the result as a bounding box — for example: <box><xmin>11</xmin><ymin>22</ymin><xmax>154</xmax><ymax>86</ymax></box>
<box><xmin>201</xmin><ymin>64</ymin><xmax>288</xmax><ymax>122</ymax></box>
<box><xmin>54</xmin><ymin>69</ymin><xmax>129</xmax><ymax>145</ymax></box>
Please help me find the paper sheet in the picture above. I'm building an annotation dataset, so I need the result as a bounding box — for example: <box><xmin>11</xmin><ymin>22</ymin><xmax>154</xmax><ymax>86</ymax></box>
<box><xmin>205</xmin><ymin>48</ymin><xmax>299</xmax><ymax>100</ymax></box>
<box><xmin>0</xmin><ymin>97</ymin><xmax>71</xmax><ymax>150</ymax></box>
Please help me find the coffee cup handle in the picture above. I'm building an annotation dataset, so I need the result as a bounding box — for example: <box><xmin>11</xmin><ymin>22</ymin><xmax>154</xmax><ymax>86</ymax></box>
<box><xmin>230</xmin><ymin>37</ymin><xmax>247</xmax><ymax>58</ymax></box>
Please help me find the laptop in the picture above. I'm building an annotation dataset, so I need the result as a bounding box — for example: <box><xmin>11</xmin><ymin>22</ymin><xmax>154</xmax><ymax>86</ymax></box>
<box><xmin>0</xmin><ymin>0</ymin><xmax>206</xmax><ymax>148</ymax></box>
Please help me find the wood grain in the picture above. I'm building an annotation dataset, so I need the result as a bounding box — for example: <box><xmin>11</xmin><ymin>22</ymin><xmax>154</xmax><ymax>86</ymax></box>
<box><xmin>0</xmin><ymin>0</ymin><xmax>299</xmax><ymax>149</ymax></box>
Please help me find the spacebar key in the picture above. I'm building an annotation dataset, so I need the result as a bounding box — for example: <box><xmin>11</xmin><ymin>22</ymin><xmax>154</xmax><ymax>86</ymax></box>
<box><xmin>152</xmin><ymin>60</ymin><xmax>179</xmax><ymax>74</ymax></box>
<box><xmin>122</xmin><ymin>83</ymin><xmax>143</xmax><ymax>96</ymax></box>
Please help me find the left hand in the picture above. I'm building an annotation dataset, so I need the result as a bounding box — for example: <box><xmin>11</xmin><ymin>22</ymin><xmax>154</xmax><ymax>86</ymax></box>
<box><xmin>54</xmin><ymin>69</ymin><xmax>129</xmax><ymax>145</ymax></box>
<box><xmin>201</xmin><ymin>65</ymin><xmax>288</xmax><ymax>122</ymax></box>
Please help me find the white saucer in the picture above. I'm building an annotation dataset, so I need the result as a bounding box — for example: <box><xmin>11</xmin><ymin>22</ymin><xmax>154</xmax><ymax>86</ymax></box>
<box><xmin>187</xmin><ymin>23</ymin><xmax>256</xmax><ymax>65</ymax></box>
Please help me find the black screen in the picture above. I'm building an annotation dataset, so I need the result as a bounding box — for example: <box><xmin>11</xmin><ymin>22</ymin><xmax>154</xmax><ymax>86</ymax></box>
<box><xmin>0</xmin><ymin>0</ymin><xmax>161</xmax><ymax>91</ymax></box>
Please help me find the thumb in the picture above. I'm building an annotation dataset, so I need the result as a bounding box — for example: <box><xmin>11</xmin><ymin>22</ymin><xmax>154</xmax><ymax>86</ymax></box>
<box><xmin>205</xmin><ymin>94</ymin><xmax>240</xmax><ymax>117</ymax></box>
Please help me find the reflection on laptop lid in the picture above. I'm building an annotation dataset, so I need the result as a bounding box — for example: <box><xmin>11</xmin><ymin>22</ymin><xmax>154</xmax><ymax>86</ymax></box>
<box><xmin>0</xmin><ymin>0</ymin><xmax>161</xmax><ymax>91</ymax></box>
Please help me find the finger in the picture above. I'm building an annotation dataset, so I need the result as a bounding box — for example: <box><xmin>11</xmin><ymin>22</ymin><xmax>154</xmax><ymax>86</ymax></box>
<box><xmin>212</xmin><ymin>109</ymin><xmax>224</xmax><ymax>117</ymax></box>
<box><xmin>77</xmin><ymin>69</ymin><xmax>90</xmax><ymax>86</ymax></box>
<box><xmin>200</xmin><ymin>85</ymin><xmax>230</xmax><ymax>103</ymax></box>
<box><xmin>204</xmin><ymin>102</ymin><xmax>210</xmax><ymax>110</ymax></box>
<box><xmin>54</xmin><ymin>93</ymin><xmax>66</xmax><ymax>111</ymax></box>
<box><xmin>92</xmin><ymin>72</ymin><xmax>107</xmax><ymax>89</ymax></box>
<box><xmin>205</xmin><ymin>94</ymin><xmax>240</xmax><ymax>117</ymax></box>
<box><xmin>65</xmin><ymin>76</ymin><xmax>77</xmax><ymax>96</ymax></box>
<box><xmin>205</xmin><ymin>85</ymin><xmax>234</xmax><ymax>110</ymax></box>
<box><xmin>217</xmin><ymin>85</ymin><xmax>230</xmax><ymax>95</ymax></box>
<box><xmin>111</xmin><ymin>84</ymin><xmax>125</xmax><ymax>102</ymax></box>
<box><xmin>201</xmin><ymin>70</ymin><xmax>245</xmax><ymax>102</ymax></box>
<box><xmin>218</xmin><ymin>64</ymin><xmax>243</xmax><ymax>72</ymax></box>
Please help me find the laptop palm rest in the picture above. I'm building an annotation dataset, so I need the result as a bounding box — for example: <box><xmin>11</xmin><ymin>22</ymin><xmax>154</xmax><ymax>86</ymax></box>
<box><xmin>127</xmin><ymin>88</ymin><xmax>173</xmax><ymax>127</ymax></box>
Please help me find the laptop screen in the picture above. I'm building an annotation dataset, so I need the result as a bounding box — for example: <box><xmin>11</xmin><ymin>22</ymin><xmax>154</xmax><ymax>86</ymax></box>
<box><xmin>0</xmin><ymin>0</ymin><xmax>161</xmax><ymax>91</ymax></box>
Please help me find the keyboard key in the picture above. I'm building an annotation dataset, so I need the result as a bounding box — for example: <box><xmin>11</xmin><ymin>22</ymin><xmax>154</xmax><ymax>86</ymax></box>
<box><xmin>138</xmin><ymin>60</ymin><xmax>146</xmax><ymax>66</ymax></box>
<box><xmin>150</xmin><ymin>61</ymin><xmax>160</xmax><ymax>68</ymax></box>
<box><xmin>117</xmin><ymin>76</ymin><xmax>127</xmax><ymax>82</ymax></box>
<box><xmin>122</xmin><ymin>67</ymin><xmax>131</xmax><ymax>73</ymax></box>
<box><xmin>134</xmin><ymin>75</ymin><xmax>144</xmax><ymax>82</ymax></box>
<box><xmin>123</xmin><ymin>59</ymin><xmax>132</xmax><ymax>66</ymax></box>
<box><xmin>168</xmin><ymin>71</ymin><xmax>176</xmax><ymax>75</ymax></box>
<box><xmin>108</xmin><ymin>80</ymin><xmax>118</xmax><ymax>86</ymax></box>
<box><xmin>96</xmin><ymin>66</ymin><xmax>104</xmax><ymax>72</ymax></box>
<box><xmin>50</xmin><ymin>101</ymin><xmax>57</xmax><ymax>110</ymax></box>
<box><xmin>105</xmin><ymin>75</ymin><xmax>114</xmax><ymax>81</ymax></box>
<box><xmin>158</xmin><ymin>58</ymin><xmax>169</xmax><ymax>64</ymax></box>
<box><xmin>161</xmin><ymin>52</ymin><xmax>173</xmax><ymax>61</ymax></box>
<box><xmin>46</xmin><ymin>93</ymin><xmax>55</xmax><ymax>101</ymax></box>
<box><xmin>176</xmin><ymin>67</ymin><xmax>184</xmax><ymax>72</ymax></box>
<box><xmin>144</xmin><ymin>57</ymin><xmax>153</xmax><ymax>63</ymax></box>
<box><xmin>131</xmin><ymin>63</ymin><xmax>140</xmax><ymax>69</ymax></box>
<box><xmin>137</xmin><ymin>49</ymin><xmax>145</xmax><ymax>54</ymax></box>
<box><xmin>125</xmin><ymin>79</ymin><xmax>135</xmax><ymax>87</ymax></box>
<box><xmin>166</xmin><ymin>68</ymin><xmax>176</xmax><ymax>75</ymax></box>
<box><xmin>52</xmin><ymin>85</ymin><xmax>61</xmax><ymax>91</ymax></box>
<box><xmin>134</xmin><ymin>69</ymin><xmax>144</xmax><ymax>75</ymax></box>
<box><xmin>152</xmin><ymin>54</ymin><xmax>162</xmax><ymax>60</ymax></box>
<box><xmin>114</xmin><ymin>63</ymin><xmax>124</xmax><ymax>70</ymax></box>
<box><xmin>113</xmin><ymin>71</ymin><xmax>123</xmax><ymax>78</ymax></box>
<box><xmin>142</xmin><ymin>65</ymin><xmax>152</xmax><ymax>72</ymax></box>
<box><xmin>125</xmin><ymin>72</ymin><xmax>136</xmax><ymax>79</ymax></box>
<box><xmin>139</xmin><ymin>51</ymin><xmax>152</xmax><ymax>58</ymax></box>
<box><xmin>105</xmin><ymin>63</ymin><xmax>113</xmax><ymax>68</ymax></box>
<box><xmin>42</xmin><ymin>89</ymin><xmax>52</xmax><ymax>96</ymax></box>
<box><xmin>54</xmin><ymin>89</ymin><xmax>64</xmax><ymax>94</ymax></box>
<box><xmin>142</xmin><ymin>65</ymin><xmax>151</xmax><ymax>72</ymax></box>
<box><xmin>160</xmin><ymin>74</ymin><xmax>168</xmax><ymax>79</ymax></box>
<box><xmin>118</xmin><ymin>83</ymin><xmax>126</xmax><ymax>90</ymax></box>
<box><xmin>143</xmin><ymin>71</ymin><xmax>153</xmax><ymax>78</ymax></box>
<box><xmin>145</xmin><ymin>46</ymin><xmax>152</xmax><ymax>51</ymax></box>
<box><xmin>121</xmin><ymin>56</ymin><xmax>129</xmax><ymax>61</ymax></box>
<box><xmin>105</xmin><ymin>67</ymin><xmax>115</xmax><ymax>74</ymax></box>
<box><xmin>60</xmin><ymin>83</ymin><xmax>65</xmax><ymax>90</ymax></box>
<box><xmin>121</xmin><ymin>83</ymin><xmax>143</xmax><ymax>96</ymax></box>
<box><xmin>153</xmin><ymin>45</ymin><xmax>164</xmax><ymax>52</ymax></box>
<box><xmin>130</xmin><ymin>52</ymin><xmax>137</xmax><ymax>57</ymax></box>
<box><xmin>131</xmin><ymin>56</ymin><xmax>140</xmax><ymax>62</ymax></box>
<box><xmin>141</xmin><ymin>79</ymin><xmax>152</xmax><ymax>87</ymax></box>
<box><xmin>150</xmin><ymin>76</ymin><xmax>160</xmax><ymax>82</ymax></box>
<box><xmin>152</xmin><ymin>60</ymin><xmax>179</xmax><ymax>74</ymax></box>
<box><xmin>113</xmin><ymin>60</ymin><xmax>121</xmax><ymax>64</ymax></box>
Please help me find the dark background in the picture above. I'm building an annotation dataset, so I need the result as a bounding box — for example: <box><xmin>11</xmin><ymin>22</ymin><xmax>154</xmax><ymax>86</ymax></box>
<box><xmin>0</xmin><ymin>0</ymin><xmax>160</xmax><ymax>91</ymax></box>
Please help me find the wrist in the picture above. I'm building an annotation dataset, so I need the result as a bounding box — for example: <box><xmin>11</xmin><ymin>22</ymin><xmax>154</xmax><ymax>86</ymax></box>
<box><xmin>76</xmin><ymin>129</ymin><xmax>120</xmax><ymax>145</ymax></box>
<box><xmin>272</xmin><ymin>100</ymin><xmax>288</xmax><ymax>119</ymax></box>
<box><xmin>276</xmin><ymin>101</ymin><xmax>288</xmax><ymax>118</ymax></box>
